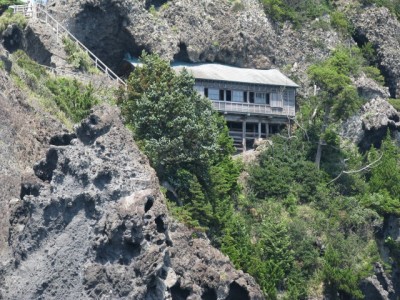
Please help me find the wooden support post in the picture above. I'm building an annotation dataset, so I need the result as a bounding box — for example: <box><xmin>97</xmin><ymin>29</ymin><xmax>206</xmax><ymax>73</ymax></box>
<box><xmin>242</xmin><ymin>120</ymin><xmax>246</xmax><ymax>152</ymax></box>
<box><xmin>266</xmin><ymin>122</ymin><xmax>269</xmax><ymax>137</ymax></box>
<box><xmin>258</xmin><ymin>121</ymin><xmax>262</xmax><ymax>139</ymax></box>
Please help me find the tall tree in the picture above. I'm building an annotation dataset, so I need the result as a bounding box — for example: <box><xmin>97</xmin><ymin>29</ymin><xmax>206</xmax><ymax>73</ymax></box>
<box><xmin>118</xmin><ymin>52</ymin><xmax>223</xmax><ymax>181</ymax></box>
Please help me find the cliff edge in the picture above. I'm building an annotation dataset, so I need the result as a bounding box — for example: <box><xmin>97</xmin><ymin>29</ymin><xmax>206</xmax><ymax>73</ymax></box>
<box><xmin>0</xmin><ymin>104</ymin><xmax>263</xmax><ymax>299</ymax></box>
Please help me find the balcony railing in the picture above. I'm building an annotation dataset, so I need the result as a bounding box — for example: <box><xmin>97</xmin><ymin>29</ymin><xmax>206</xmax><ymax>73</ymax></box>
<box><xmin>212</xmin><ymin>101</ymin><xmax>295</xmax><ymax>117</ymax></box>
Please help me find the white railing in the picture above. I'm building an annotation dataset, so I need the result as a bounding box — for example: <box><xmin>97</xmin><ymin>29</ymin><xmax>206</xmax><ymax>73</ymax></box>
<box><xmin>9</xmin><ymin>4</ymin><xmax>33</xmax><ymax>17</ymax></box>
<box><xmin>10</xmin><ymin>3</ymin><xmax>127</xmax><ymax>88</ymax></box>
<box><xmin>212</xmin><ymin>101</ymin><xmax>295</xmax><ymax>117</ymax></box>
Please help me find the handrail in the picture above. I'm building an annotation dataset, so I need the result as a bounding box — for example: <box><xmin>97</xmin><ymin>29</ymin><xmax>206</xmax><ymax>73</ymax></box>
<box><xmin>10</xmin><ymin>3</ymin><xmax>127</xmax><ymax>88</ymax></box>
<box><xmin>211</xmin><ymin>100</ymin><xmax>295</xmax><ymax>117</ymax></box>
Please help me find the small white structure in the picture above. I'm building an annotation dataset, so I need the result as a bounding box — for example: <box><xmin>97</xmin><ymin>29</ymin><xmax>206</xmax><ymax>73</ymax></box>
<box><xmin>174</xmin><ymin>63</ymin><xmax>298</xmax><ymax>150</ymax></box>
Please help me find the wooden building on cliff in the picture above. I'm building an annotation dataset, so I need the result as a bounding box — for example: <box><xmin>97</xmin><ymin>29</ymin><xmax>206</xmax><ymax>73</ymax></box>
<box><xmin>173</xmin><ymin>63</ymin><xmax>298</xmax><ymax>151</ymax></box>
<box><xmin>125</xmin><ymin>59</ymin><xmax>298</xmax><ymax>151</ymax></box>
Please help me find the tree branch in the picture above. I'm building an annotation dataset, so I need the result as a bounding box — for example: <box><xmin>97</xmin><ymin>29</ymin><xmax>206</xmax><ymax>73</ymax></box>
<box><xmin>327</xmin><ymin>153</ymin><xmax>384</xmax><ymax>185</ymax></box>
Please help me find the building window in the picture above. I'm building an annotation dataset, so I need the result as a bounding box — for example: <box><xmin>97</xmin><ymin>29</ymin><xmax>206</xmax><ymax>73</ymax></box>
<box><xmin>270</xmin><ymin>93</ymin><xmax>283</xmax><ymax>107</ymax></box>
<box><xmin>204</xmin><ymin>88</ymin><xmax>208</xmax><ymax>97</ymax></box>
<box><xmin>255</xmin><ymin>92</ymin><xmax>265</xmax><ymax>104</ymax></box>
<box><xmin>208</xmin><ymin>88</ymin><xmax>219</xmax><ymax>100</ymax></box>
<box><xmin>232</xmin><ymin>91</ymin><xmax>243</xmax><ymax>102</ymax></box>
<box><xmin>219</xmin><ymin>90</ymin><xmax>224</xmax><ymax>101</ymax></box>
<box><xmin>226</xmin><ymin>90</ymin><xmax>232</xmax><ymax>101</ymax></box>
<box><xmin>249</xmin><ymin>92</ymin><xmax>254</xmax><ymax>103</ymax></box>
<box><xmin>243</xmin><ymin>91</ymin><xmax>247</xmax><ymax>102</ymax></box>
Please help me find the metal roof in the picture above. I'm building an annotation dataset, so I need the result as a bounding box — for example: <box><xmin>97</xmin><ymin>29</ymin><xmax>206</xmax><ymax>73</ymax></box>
<box><xmin>173</xmin><ymin>62</ymin><xmax>299</xmax><ymax>88</ymax></box>
<box><xmin>125</xmin><ymin>58</ymin><xmax>299</xmax><ymax>88</ymax></box>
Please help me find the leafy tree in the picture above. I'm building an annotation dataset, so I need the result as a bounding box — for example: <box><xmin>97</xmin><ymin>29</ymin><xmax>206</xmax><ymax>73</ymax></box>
<box><xmin>118</xmin><ymin>52</ymin><xmax>223</xmax><ymax>181</ymax></box>
<box><xmin>308</xmin><ymin>47</ymin><xmax>363</xmax><ymax>169</ymax></box>
<box><xmin>361</xmin><ymin>133</ymin><xmax>400</xmax><ymax>216</ymax></box>
<box><xmin>248</xmin><ymin>134</ymin><xmax>325</xmax><ymax>203</ymax></box>
<box><xmin>117</xmin><ymin>52</ymin><xmax>239</xmax><ymax>233</ymax></box>
<box><xmin>260</xmin><ymin>0</ymin><xmax>332</xmax><ymax>26</ymax></box>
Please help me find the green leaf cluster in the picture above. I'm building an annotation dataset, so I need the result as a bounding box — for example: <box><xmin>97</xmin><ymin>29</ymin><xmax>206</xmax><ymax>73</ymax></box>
<box><xmin>308</xmin><ymin>47</ymin><xmax>363</xmax><ymax>120</ymax></box>
<box><xmin>11</xmin><ymin>50</ymin><xmax>99</xmax><ymax>124</ymax></box>
<box><xmin>240</xmin><ymin>132</ymin><xmax>381</xmax><ymax>299</ymax></box>
<box><xmin>0</xmin><ymin>8</ymin><xmax>26</xmax><ymax>31</ymax></box>
<box><xmin>46</xmin><ymin>78</ymin><xmax>98</xmax><ymax>123</ymax></box>
<box><xmin>260</xmin><ymin>0</ymin><xmax>332</xmax><ymax>26</ymax></box>
<box><xmin>118</xmin><ymin>52</ymin><xmax>239</xmax><ymax>234</ymax></box>
<box><xmin>62</xmin><ymin>37</ymin><xmax>98</xmax><ymax>74</ymax></box>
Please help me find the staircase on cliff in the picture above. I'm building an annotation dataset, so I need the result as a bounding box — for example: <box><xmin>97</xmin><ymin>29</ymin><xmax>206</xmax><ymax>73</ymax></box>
<box><xmin>10</xmin><ymin>1</ymin><xmax>127</xmax><ymax>88</ymax></box>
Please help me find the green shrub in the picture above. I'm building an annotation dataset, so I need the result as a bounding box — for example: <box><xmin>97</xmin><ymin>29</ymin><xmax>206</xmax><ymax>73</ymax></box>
<box><xmin>260</xmin><ymin>0</ymin><xmax>332</xmax><ymax>26</ymax></box>
<box><xmin>13</xmin><ymin>50</ymin><xmax>47</xmax><ymax>79</ymax></box>
<box><xmin>62</xmin><ymin>37</ymin><xmax>98</xmax><ymax>73</ymax></box>
<box><xmin>361</xmin><ymin>42</ymin><xmax>378</xmax><ymax>65</ymax></box>
<box><xmin>46</xmin><ymin>77</ymin><xmax>98</xmax><ymax>122</ymax></box>
<box><xmin>330</xmin><ymin>11</ymin><xmax>353</xmax><ymax>35</ymax></box>
<box><xmin>388</xmin><ymin>98</ymin><xmax>400</xmax><ymax>111</ymax></box>
<box><xmin>0</xmin><ymin>9</ymin><xmax>26</xmax><ymax>31</ymax></box>
<box><xmin>363</xmin><ymin>66</ymin><xmax>385</xmax><ymax>85</ymax></box>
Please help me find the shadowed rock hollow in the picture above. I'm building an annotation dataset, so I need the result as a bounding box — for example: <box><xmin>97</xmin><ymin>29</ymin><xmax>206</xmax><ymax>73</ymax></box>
<box><xmin>0</xmin><ymin>105</ymin><xmax>263</xmax><ymax>299</ymax></box>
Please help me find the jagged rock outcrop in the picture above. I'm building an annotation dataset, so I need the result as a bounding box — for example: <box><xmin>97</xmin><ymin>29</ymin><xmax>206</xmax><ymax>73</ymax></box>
<box><xmin>353</xmin><ymin>6</ymin><xmax>400</xmax><ymax>98</ymax></box>
<box><xmin>0</xmin><ymin>46</ymin><xmax>66</xmax><ymax>264</ymax></box>
<box><xmin>341</xmin><ymin>97</ymin><xmax>400</xmax><ymax>150</ymax></box>
<box><xmin>47</xmin><ymin>0</ymin><xmax>342</xmax><ymax>96</ymax></box>
<box><xmin>360</xmin><ymin>263</ymin><xmax>395</xmax><ymax>300</ymax></box>
<box><xmin>1</xmin><ymin>105</ymin><xmax>264</xmax><ymax>299</ymax></box>
<box><xmin>378</xmin><ymin>216</ymin><xmax>400</xmax><ymax>297</ymax></box>
<box><xmin>353</xmin><ymin>72</ymin><xmax>390</xmax><ymax>100</ymax></box>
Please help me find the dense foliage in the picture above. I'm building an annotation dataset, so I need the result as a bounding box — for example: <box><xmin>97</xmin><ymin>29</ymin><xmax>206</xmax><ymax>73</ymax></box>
<box><xmin>10</xmin><ymin>50</ymin><xmax>99</xmax><ymax>125</ymax></box>
<box><xmin>259</xmin><ymin>0</ymin><xmax>400</xmax><ymax>27</ymax></box>
<box><xmin>118</xmin><ymin>53</ymin><xmax>239</xmax><ymax>232</ymax></box>
<box><xmin>0</xmin><ymin>6</ymin><xmax>26</xmax><ymax>31</ymax></box>
<box><xmin>259</xmin><ymin>0</ymin><xmax>332</xmax><ymax>25</ymax></box>
<box><xmin>46</xmin><ymin>78</ymin><xmax>98</xmax><ymax>123</ymax></box>
<box><xmin>116</xmin><ymin>50</ymin><xmax>400</xmax><ymax>299</ymax></box>
<box><xmin>63</xmin><ymin>37</ymin><xmax>98</xmax><ymax>74</ymax></box>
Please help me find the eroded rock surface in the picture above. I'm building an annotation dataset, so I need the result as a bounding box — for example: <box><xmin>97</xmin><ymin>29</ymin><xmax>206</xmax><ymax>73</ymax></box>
<box><xmin>353</xmin><ymin>6</ymin><xmax>400</xmax><ymax>98</ymax></box>
<box><xmin>0</xmin><ymin>46</ymin><xmax>66</xmax><ymax>265</ymax></box>
<box><xmin>48</xmin><ymin>0</ymin><xmax>342</xmax><ymax>97</ymax></box>
<box><xmin>341</xmin><ymin>98</ymin><xmax>400</xmax><ymax>150</ymax></box>
<box><xmin>1</xmin><ymin>105</ymin><xmax>263</xmax><ymax>299</ymax></box>
<box><xmin>360</xmin><ymin>263</ymin><xmax>395</xmax><ymax>300</ymax></box>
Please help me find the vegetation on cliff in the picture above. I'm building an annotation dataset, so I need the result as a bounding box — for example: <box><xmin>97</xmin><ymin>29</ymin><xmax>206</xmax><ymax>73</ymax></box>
<box><xmin>2</xmin><ymin>2</ymin><xmax>399</xmax><ymax>298</ymax></box>
<box><xmin>260</xmin><ymin>0</ymin><xmax>400</xmax><ymax>26</ymax></box>
<box><xmin>117</xmin><ymin>52</ymin><xmax>238</xmax><ymax>231</ymax></box>
<box><xmin>116</xmin><ymin>50</ymin><xmax>399</xmax><ymax>299</ymax></box>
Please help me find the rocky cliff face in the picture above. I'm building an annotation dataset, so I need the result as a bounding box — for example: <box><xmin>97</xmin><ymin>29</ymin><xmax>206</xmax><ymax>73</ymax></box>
<box><xmin>47</xmin><ymin>0</ymin><xmax>400</xmax><ymax>101</ymax></box>
<box><xmin>0</xmin><ymin>104</ymin><xmax>263</xmax><ymax>299</ymax></box>
<box><xmin>352</xmin><ymin>6</ymin><xmax>400</xmax><ymax>98</ymax></box>
<box><xmin>341</xmin><ymin>97</ymin><xmax>400</xmax><ymax>151</ymax></box>
<box><xmin>0</xmin><ymin>47</ymin><xmax>66</xmax><ymax>264</ymax></box>
<box><xmin>47</xmin><ymin>0</ymin><xmax>343</xmax><ymax>96</ymax></box>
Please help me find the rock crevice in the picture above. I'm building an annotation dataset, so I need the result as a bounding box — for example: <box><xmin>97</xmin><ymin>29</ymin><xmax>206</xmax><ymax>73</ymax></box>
<box><xmin>1</xmin><ymin>105</ymin><xmax>263</xmax><ymax>299</ymax></box>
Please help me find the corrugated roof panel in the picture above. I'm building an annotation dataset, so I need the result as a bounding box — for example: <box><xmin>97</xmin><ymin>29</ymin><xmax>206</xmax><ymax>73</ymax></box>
<box><xmin>172</xmin><ymin>63</ymin><xmax>299</xmax><ymax>88</ymax></box>
<box><xmin>125</xmin><ymin>59</ymin><xmax>299</xmax><ymax>88</ymax></box>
